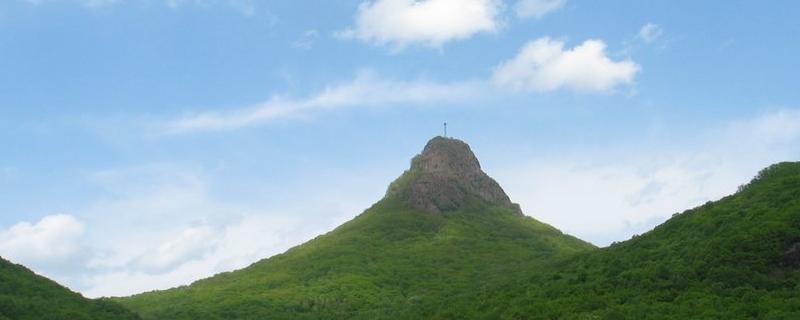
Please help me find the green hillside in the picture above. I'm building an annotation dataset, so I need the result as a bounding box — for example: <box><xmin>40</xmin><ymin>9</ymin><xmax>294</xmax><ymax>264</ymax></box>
<box><xmin>468</xmin><ymin>162</ymin><xmax>800</xmax><ymax>319</ymax></box>
<box><xmin>0</xmin><ymin>257</ymin><xmax>140</xmax><ymax>320</ymax></box>
<box><xmin>116</xmin><ymin>138</ymin><xmax>800</xmax><ymax>319</ymax></box>
<box><xmin>118</xmin><ymin>137</ymin><xmax>594</xmax><ymax>319</ymax></box>
<box><xmin>122</xmin><ymin>198</ymin><xmax>591</xmax><ymax>319</ymax></box>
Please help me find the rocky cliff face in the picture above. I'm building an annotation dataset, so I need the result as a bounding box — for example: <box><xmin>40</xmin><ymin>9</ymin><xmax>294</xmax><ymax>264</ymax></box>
<box><xmin>386</xmin><ymin>137</ymin><xmax>522</xmax><ymax>214</ymax></box>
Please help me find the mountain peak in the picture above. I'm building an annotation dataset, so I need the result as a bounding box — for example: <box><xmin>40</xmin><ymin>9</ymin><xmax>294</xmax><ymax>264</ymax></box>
<box><xmin>412</xmin><ymin>136</ymin><xmax>481</xmax><ymax>175</ymax></box>
<box><xmin>386</xmin><ymin>136</ymin><xmax>522</xmax><ymax>214</ymax></box>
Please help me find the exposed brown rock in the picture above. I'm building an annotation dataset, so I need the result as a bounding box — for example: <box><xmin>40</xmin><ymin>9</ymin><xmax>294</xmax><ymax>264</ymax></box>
<box><xmin>386</xmin><ymin>136</ymin><xmax>522</xmax><ymax>214</ymax></box>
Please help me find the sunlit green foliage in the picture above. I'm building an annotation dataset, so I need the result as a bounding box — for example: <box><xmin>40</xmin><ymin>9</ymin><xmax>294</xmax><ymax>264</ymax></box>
<box><xmin>0</xmin><ymin>257</ymin><xmax>140</xmax><ymax>320</ymax></box>
<box><xmin>120</xmin><ymin>196</ymin><xmax>592</xmax><ymax>319</ymax></box>
<box><xmin>466</xmin><ymin>162</ymin><xmax>800</xmax><ymax>319</ymax></box>
<box><xmin>116</xmin><ymin>162</ymin><xmax>800</xmax><ymax>319</ymax></box>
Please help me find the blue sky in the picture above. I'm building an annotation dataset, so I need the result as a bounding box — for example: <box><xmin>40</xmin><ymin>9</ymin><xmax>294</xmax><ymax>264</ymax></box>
<box><xmin>1</xmin><ymin>0</ymin><xmax>799</xmax><ymax>297</ymax></box>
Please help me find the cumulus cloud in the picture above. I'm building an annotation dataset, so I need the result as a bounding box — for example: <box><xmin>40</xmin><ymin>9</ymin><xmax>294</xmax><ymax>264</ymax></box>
<box><xmin>515</xmin><ymin>0</ymin><xmax>566</xmax><ymax>19</ymax></box>
<box><xmin>0</xmin><ymin>214</ymin><xmax>86</xmax><ymax>268</ymax></box>
<box><xmin>492</xmin><ymin>37</ymin><xmax>641</xmax><ymax>93</ymax></box>
<box><xmin>339</xmin><ymin>0</ymin><xmax>502</xmax><ymax>48</ymax></box>
<box><xmin>637</xmin><ymin>23</ymin><xmax>664</xmax><ymax>43</ymax></box>
<box><xmin>165</xmin><ymin>72</ymin><xmax>482</xmax><ymax>133</ymax></box>
<box><xmin>167</xmin><ymin>36</ymin><xmax>640</xmax><ymax>134</ymax></box>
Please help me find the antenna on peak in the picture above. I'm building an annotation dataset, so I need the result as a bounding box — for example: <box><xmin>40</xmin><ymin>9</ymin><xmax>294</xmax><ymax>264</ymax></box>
<box><xmin>443</xmin><ymin>122</ymin><xmax>447</xmax><ymax>137</ymax></box>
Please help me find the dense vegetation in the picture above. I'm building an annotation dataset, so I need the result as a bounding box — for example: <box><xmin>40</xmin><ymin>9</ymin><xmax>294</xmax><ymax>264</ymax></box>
<box><xmin>464</xmin><ymin>162</ymin><xmax>800</xmax><ymax>319</ymax></box>
<box><xmin>5</xmin><ymin>157</ymin><xmax>799</xmax><ymax>318</ymax></box>
<box><xmin>118</xmin><ymin>162</ymin><xmax>800</xmax><ymax>319</ymax></box>
<box><xmin>0</xmin><ymin>257</ymin><xmax>140</xmax><ymax>320</ymax></box>
<box><xmin>119</xmin><ymin>196</ymin><xmax>593</xmax><ymax>319</ymax></box>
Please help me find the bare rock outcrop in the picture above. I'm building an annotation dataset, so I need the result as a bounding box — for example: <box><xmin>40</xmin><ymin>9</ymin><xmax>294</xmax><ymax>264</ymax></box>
<box><xmin>386</xmin><ymin>137</ymin><xmax>522</xmax><ymax>214</ymax></box>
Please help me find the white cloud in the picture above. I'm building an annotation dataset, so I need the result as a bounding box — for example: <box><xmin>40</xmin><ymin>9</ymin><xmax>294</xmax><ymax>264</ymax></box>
<box><xmin>492</xmin><ymin>37</ymin><xmax>641</xmax><ymax>93</ymax></box>
<box><xmin>339</xmin><ymin>0</ymin><xmax>502</xmax><ymax>48</ymax></box>
<box><xmin>515</xmin><ymin>0</ymin><xmax>565</xmax><ymax>19</ymax></box>
<box><xmin>637</xmin><ymin>23</ymin><xmax>663</xmax><ymax>43</ymax></box>
<box><xmin>41</xmin><ymin>163</ymin><xmax>390</xmax><ymax>297</ymax></box>
<box><xmin>163</xmin><ymin>36</ymin><xmax>640</xmax><ymax>134</ymax></box>
<box><xmin>498</xmin><ymin>156</ymin><xmax>742</xmax><ymax>246</ymax></box>
<box><xmin>728</xmin><ymin>109</ymin><xmax>800</xmax><ymax>145</ymax></box>
<box><xmin>0</xmin><ymin>214</ymin><xmax>86</xmax><ymax>268</ymax></box>
<box><xmin>83</xmin><ymin>214</ymin><xmax>318</xmax><ymax>297</ymax></box>
<box><xmin>165</xmin><ymin>72</ymin><xmax>482</xmax><ymax>133</ymax></box>
<box><xmin>131</xmin><ymin>226</ymin><xmax>216</xmax><ymax>273</ymax></box>
<box><xmin>494</xmin><ymin>109</ymin><xmax>800</xmax><ymax>246</ymax></box>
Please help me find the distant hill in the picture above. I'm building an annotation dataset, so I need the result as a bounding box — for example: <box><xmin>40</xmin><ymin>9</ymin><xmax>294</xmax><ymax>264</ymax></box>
<box><xmin>118</xmin><ymin>137</ymin><xmax>594</xmax><ymax>319</ymax></box>
<box><xmin>0</xmin><ymin>257</ymin><xmax>140</xmax><ymax>320</ymax></box>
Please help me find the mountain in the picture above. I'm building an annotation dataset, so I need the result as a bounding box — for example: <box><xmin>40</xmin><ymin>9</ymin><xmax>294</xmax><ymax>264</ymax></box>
<box><xmin>118</xmin><ymin>137</ymin><xmax>594</xmax><ymax>319</ymax></box>
<box><xmin>116</xmin><ymin>137</ymin><xmax>800</xmax><ymax>319</ymax></box>
<box><xmin>0</xmin><ymin>257</ymin><xmax>140</xmax><ymax>320</ymax></box>
<box><xmin>461</xmin><ymin>162</ymin><xmax>800</xmax><ymax>319</ymax></box>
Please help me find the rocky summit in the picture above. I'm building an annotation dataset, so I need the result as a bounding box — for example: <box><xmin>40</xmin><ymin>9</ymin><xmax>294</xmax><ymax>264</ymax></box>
<box><xmin>386</xmin><ymin>136</ymin><xmax>522</xmax><ymax>214</ymax></box>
